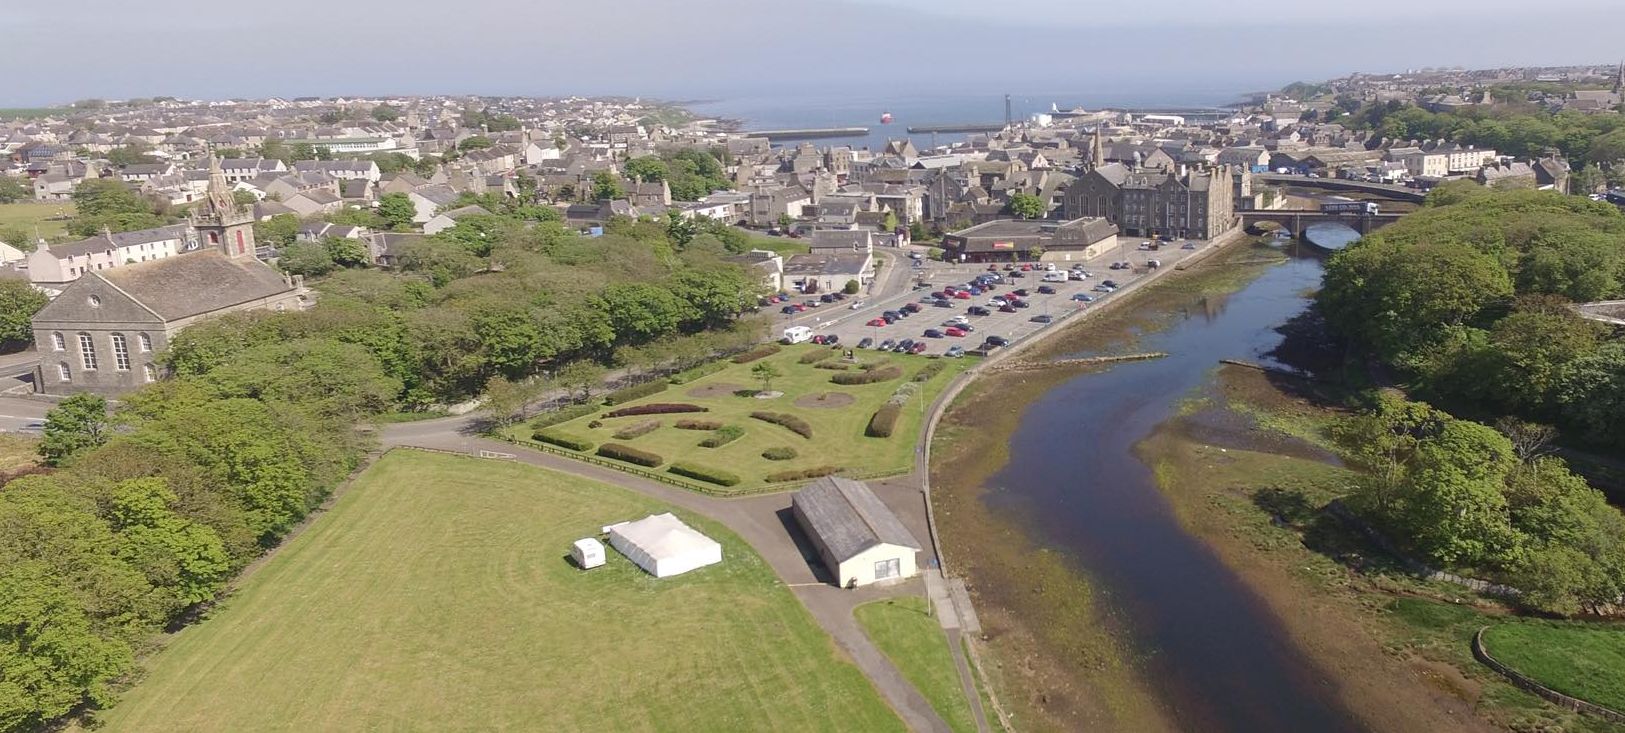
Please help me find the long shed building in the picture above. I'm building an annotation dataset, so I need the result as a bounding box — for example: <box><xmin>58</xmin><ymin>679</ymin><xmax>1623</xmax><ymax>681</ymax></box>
<box><xmin>792</xmin><ymin>476</ymin><xmax>921</xmax><ymax>587</ymax></box>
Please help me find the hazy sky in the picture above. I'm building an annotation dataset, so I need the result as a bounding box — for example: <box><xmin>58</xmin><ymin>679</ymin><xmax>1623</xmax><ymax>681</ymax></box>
<box><xmin>4</xmin><ymin>0</ymin><xmax>1623</xmax><ymax>105</ymax></box>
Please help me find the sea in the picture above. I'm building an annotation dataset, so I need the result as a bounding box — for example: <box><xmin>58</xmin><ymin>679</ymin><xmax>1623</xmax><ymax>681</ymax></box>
<box><xmin>685</xmin><ymin>87</ymin><xmax>1249</xmax><ymax>152</ymax></box>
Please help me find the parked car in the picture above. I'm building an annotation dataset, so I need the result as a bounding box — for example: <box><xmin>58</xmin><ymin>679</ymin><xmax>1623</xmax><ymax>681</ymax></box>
<box><xmin>819</xmin><ymin>293</ymin><xmax>836</xmax><ymax>303</ymax></box>
<box><xmin>985</xmin><ymin>335</ymin><xmax>1011</xmax><ymax>347</ymax></box>
<box><xmin>953</xmin><ymin>290</ymin><xmax>971</xmax><ymax>299</ymax></box>
<box><xmin>945</xmin><ymin>345</ymin><xmax>965</xmax><ymax>358</ymax></box>
<box><xmin>1147</xmin><ymin>259</ymin><xmax>1162</xmax><ymax>269</ymax></box>
<box><xmin>1093</xmin><ymin>283</ymin><xmax>1116</xmax><ymax>293</ymax></box>
<box><xmin>967</xmin><ymin>306</ymin><xmax>991</xmax><ymax>316</ymax></box>
<box><xmin>805</xmin><ymin>300</ymin><xmax>822</xmax><ymax>308</ymax></box>
<box><xmin>793</xmin><ymin>303</ymin><xmax>809</xmax><ymax>312</ymax></box>
<box><xmin>1030</xmin><ymin>314</ymin><xmax>1054</xmax><ymax>324</ymax></box>
<box><xmin>1138</xmin><ymin>242</ymin><xmax>1153</xmax><ymax>251</ymax></box>
<box><xmin>867</xmin><ymin>317</ymin><xmax>887</xmax><ymax>327</ymax></box>
<box><xmin>857</xmin><ymin>337</ymin><xmax>874</xmax><ymax>349</ymax></box>
<box><xmin>1012</xmin><ymin>288</ymin><xmax>1030</xmax><ymax>297</ymax></box>
<box><xmin>781</xmin><ymin>305</ymin><xmax>798</xmax><ymax>314</ymax></box>
<box><xmin>824</xmin><ymin>334</ymin><xmax>840</xmax><ymax>346</ymax></box>
<box><xmin>987</xmin><ymin>264</ymin><xmax>1000</xmax><ymax>271</ymax></box>
<box><xmin>923</xmin><ymin>329</ymin><xmax>944</xmax><ymax>338</ymax></box>
<box><xmin>1037</xmin><ymin>285</ymin><xmax>1057</xmax><ymax>294</ymax></box>
<box><xmin>1008</xmin><ymin>270</ymin><xmax>1025</xmax><ymax>278</ymax></box>
<box><xmin>1002</xmin><ymin>264</ymin><xmax>1015</xmax><ymax>271</ymax></box>
<box><xmin>811</xmin><ymin>334</ymin><xmax>826</xmax><ymax>345</ymax></box>
<box><xmin>849</xmin><ymin>300</ymin><xmax>865</xmax><ymax>309</ymax></box>
<box><xmin>902</xmin><ymin>303</ymin><xmax>921</xmax><ymax>313</ymax></box>
<box><xmin>909</xmin><ymin>342</ymin><xmax>928</xmax><ymax>354</ymax></box>
<box><xmin>896</xmin><ymin>338</ymin><xmax>916</xmax><ymax>353</ymax></box>
<box><xmin>988</xmin><ymin>297</ymin><xmax>1009</xmax><ymax>307</ymax></box>
<box><xmin>879</xmin><ymin>338</ymin><xmax>897</xmax><ymax>351</ymax></box>
<box><xmin>945</xmin><ymin>315</ymin><xmax>969</xmax><ymax>326</ymax></box>
<box><xmin>1020</xmin><ymin>264</ymin><xmax>1033</xmax><ymax>271</ymax></box>
<box><xmin>999</xmin><ymin>304</ymin><xmax>1017</xmax><ymax>313</ymax></box>
<box><xmin>945</xmin><ymin>327</ymin><xmax>967</xmax><ymax>337</ymax></box>
<box><xmin>1011</xmin><ymin>299</ymin><xmax>1030</xmax><ymax>308</ymax></box>
<box><xmin>930</xmin><ymin>291</ymin><xmax>947</xmax><ymax>300</ymax></box>
<box><xmin>1102</xmin><ymin>280</ymin><xmax>1120</xmax><ymax>288</ymax></box>
<box><xmin>1068</xmin><ymin>271</ymin><xmax>1087</xmax><ymax>281</ymax></box>
<box><xmin>1072</xmin><ymin>293</ymin><xmax>1095</xmax><ymax>302</ymax></box>
<box><xmin>1181</xmin><ymin>242</ymin><xmax>1198</xmax><ymax>250</ymax></box>
<box><xmin>933</xmin><ymin>298</ymin><xmax>954</xmax><ymax>308</ymax></box>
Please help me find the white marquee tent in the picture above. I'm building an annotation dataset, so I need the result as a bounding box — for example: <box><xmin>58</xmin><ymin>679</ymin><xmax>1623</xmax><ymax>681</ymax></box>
<box><xmin>604</xmin><ymin>513</ymin><xmax>722</xmax><ymax>578</ymax></box>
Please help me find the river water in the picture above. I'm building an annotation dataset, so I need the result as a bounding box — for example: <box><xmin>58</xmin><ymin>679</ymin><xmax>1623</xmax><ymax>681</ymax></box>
<box><xmin>982</xmin><ymin>244</ymin><xmax>1364</xmax><ymax>732</ymax></box>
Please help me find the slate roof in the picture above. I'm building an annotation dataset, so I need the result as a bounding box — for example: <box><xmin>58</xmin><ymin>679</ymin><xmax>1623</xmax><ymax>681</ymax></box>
<box><xmin>46</xmin><ymin>224</ymin><xmax>191</xmax><ymax>258</ymax></box>
<box><xmin>98</xmin><ymin>250</ymin><xmax>294</xmax><ymax>321</ymax></box>
<box><xmin>793</xmin><ymin>477</ymin><xmax>920</xmax><ymax>563</ymax></box>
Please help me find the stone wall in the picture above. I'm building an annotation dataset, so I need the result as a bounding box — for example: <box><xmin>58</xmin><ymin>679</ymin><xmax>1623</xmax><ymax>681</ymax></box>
<box><xmin>1473</xmin><ymin>626</ymin><xmax>1625</xmax><ymax>724</ymax></box>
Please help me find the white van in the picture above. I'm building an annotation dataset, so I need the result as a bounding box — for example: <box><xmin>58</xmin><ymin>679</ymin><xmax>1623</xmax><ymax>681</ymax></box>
<box><xmin>1042</xmin><ymin>263</ymin><xmax>1058</xmax><ymax>272</ymax></box>
<box><xmin>781</xmin><ymin>326</ymin><xmax>813</xmax><ymax>344</ymax></box>
<box><xmin>1042</xmin><ymin>271</ymin><xmax>1068</xmax><ymax>283</ymax></box>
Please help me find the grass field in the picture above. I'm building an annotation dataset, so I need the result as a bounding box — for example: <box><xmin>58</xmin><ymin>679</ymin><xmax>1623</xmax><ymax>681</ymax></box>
<box><xmin>97</xmin><ymin>450</ymin><xmax>903</xmax><ymax>732</ymax></box>
<box><xmin>506</xmin><ymin>344</ymin><xmax>972</xmax><ymax>493</ymax></box>
<box><xmin>855</xmin><ymin>597</ymin><xmax>979</xmax><ymax>733</ymax></box>
<box><xmin>1483</xmin><ymin>622</ymin><xmax>1625</xmax><ymax>713</ymax></box>
<box><xmin>0</xmin><ymin>201</ymin><xmax>75</xmax><ymax>239</ymax></box>
<box><xmin>0</xmin><ymin>434</ymin><xmax>38</xmax><ymax>474</ymax></box>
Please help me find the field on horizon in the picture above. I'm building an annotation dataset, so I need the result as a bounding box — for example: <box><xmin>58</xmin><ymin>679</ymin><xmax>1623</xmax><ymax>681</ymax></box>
<box><xmin>96</xmin><ymin>450</ymin><xmax>901</xmax><ymax>732</ymax></box>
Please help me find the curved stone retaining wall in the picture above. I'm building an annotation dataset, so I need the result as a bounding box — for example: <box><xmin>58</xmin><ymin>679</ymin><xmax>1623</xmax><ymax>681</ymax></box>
<box><xmin>1473</xmin><ymin>626</ymin><xmax>1625</xmax><ymax>724</ymax></box>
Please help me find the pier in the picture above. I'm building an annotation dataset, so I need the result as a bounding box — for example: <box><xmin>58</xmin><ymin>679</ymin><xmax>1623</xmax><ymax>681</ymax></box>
<box><xmin>742</xmin><ymin>127</ymin><xmax>868</xmax><ymax>140</ymax></box>
<box><xmin>905</xmin><ymin>122</ymin><xmax>1006</xmax><ymax>134</ymax></box>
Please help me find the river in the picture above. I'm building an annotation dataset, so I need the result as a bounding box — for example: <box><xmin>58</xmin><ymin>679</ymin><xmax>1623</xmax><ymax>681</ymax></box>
<box><xmin>979</xmin><ymin>243</ymin><xmax>1362</xmax><ymax>732</ymax></box>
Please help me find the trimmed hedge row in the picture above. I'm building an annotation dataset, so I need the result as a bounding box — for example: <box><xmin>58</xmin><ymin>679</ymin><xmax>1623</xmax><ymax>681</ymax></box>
<box><xmin>913</xmin><ymin>361</ymin><xmax>947</xmax><ymax>382</ymax></box>
<box><xmin>699</xmin><ymin>425</ymin><xmax>745</xmax><ymax>448</ymax></box>
<box><xmin>750</xmin><ymin>411</ymin><xmax>813</xmax><ymax>439</ymax></box>
<box><xmin>611</xmin><ymin>419</ymin><xmax>661</xmax><ymax>440</ymax></box>
<box><xmin>604</xmin><ymin>380</ymin><xmax>669</xmax><ymax>405</ymax></box>
<box><xmin>668</xmin><ymin>461</ymin><xmax>741</xmax><ymax>487</ymax></box>
<box><xmin>533</xmin><ymin>429</ymin><xmax>595</xmax><ymax>452</ymax></box>
<box><xmin>731</xmin><ymin>343</ymin><xmax>782</xmax><ymax>364</ymax></box>
<box><xmin>596</xmin><ymin>442</ymin><xmax>664</xmax><ymax>467</ymax></box>
<box><xmin>831</xmin><ymin>366</ymin><xmax>903</xmax><ymax>385</ymax></box>
<box><xmin>604</xmin><ymin>403</ymin><xmax>708</xmax><ymax>418</ymax></box>
<box><xmin>814</xmin><ymin>362</ymin><xmax>851</xmax><ymax>371</ymax></box>
<box><xmin>765</xmin><ymin>465</ymin><xmax>841</xmax><ymax>483</ymax></box>
<box><xmin>866</xmin><ymin>403</ymin><xmax>902</xmax><ymax>438</ymax></box>
<box><xmin>675</xmin><ymin>419</ymin><xmax>724</xmax><ymax>430</ymax></box>
<box><xmin>669</xmin><ymin>361</ymin><xmax>728</xmax><ymax>385</ymax></box>
<box><xmin>799</xmin><ymin>349</ymin><xmax>837</xmax><ymax>364</ymax></box>
<box><xmin>529</xmin><ymin>403</ymin><xmax>598</xmax><ymax>430</ymax></box>
<box><xmin>762</xmin><ymin>446</ymin><xmax>799</xmax><ymax>461</ymax></box>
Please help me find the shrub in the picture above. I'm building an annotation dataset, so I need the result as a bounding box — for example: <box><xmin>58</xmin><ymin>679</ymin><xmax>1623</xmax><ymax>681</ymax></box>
<box><xmin>762</xmin><ymin>446</ymin><xmax>799</xmax><ymax>461</ymax></box>
<box><xmin>675</xmin><ymin>419</ymin><xmax>724</xmax><ymax>430</ymax></box>
<box><xmin>698</xmin><ymin>424</ymin><xmax>744</xmax><ymax>448</ymax></box>
<box><xmin>528</xmin><ymin>403</ymin><xmax>597</xmax><ymax>430</ymax></box>
<box><xmin>604</xmin><ymin>403</ymin><xmax>708</xmax><ymax>418</ymax></box>
<box><xmin>765</xmin><ymin>465</ymin><xmax>841</xmax><ymax>483</ymax></box>
<box><xmin>750</xmin><ymin>411</ymin><xmax>813</xmax><ymax>439</ymax></box>
<box><xmin>913</xmin><ymin>361</ymin><xmax>947</xmax><ymax>382</ymax></box>
<box><xmin>603</xmin><ymin>380</ymin><xmax>668</xmax><ymax>405</ymax></box>
<box><xmin>532</xmin><ymin>429</ymin><xmax>594</xmax><ymax>452</ymax></box>
<box><xmin>731</xmin><ymin>343</ymin><xmax>781</xmax><ymax>364</ymax></box>
<box><xmin>800</xmin><ymin>349</ymin><xmax>837</xmax><ymax>364</ymax></box>
<box><xmin>587</xmin><ymin>420</ymin><xmax>603</xmax><ymax>429</ymax></box>
<box><xmin>611</xmin><ymin>419</ymin><xmax>661</xmax><ymax>440</ymax></box>
<box><xmin>859</xmin><ymin>359</ymin><xmax>893</xmax><ymax>372</ymax></box>
<box><xmin>668</xmin><ymin>461</ymin><xmax>741</xmax><ymax>487</ymax></box>
<box><xmin>669</xmin><ymin>361</ymin><xmax>727</xmax><ymax>385</ymax></box>
<box><xmin>814</xmin><ymin>362</ymin><xmax>851</xmax><ymax>371</ymax></box>
<box><xmin>596</xmin><ymin>442</ymin><xmax>664</xmax><ymax>467</ymax></box>
<box><xmin>866</xmin><ymin>403</ymin><xmax>902</xmax><ymax>438</ymax></box>
<box><xmin>831</xmin><ymin>366</ymin><xmax>902</xmax><ymax>385</ymax></box>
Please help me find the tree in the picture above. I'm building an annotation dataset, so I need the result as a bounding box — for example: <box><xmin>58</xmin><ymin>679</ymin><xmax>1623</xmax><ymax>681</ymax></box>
<box><xmin>0</xmin><ymin>176</ymin><xmax>30</xmax><ymax>204</ymax></box>
<box><xmin>624</xmin><ymin>156</ymin><xmax>669</xmax><ymax>183</ymax></box>
<box><xmin>591</xmin><ymin>171</ymin><xmax>623</xmax><ymax>201</ymax></box>
<box><xmin>370</xmin><ymin>104</ymin><xmax>401</xmax><ymax>122</ymax></box>
<box><xmin>843</xmin><ymin>279</ymin><xmax>861</xmax><ymax>294</ymax></box>
<box><xmin>275</xmin><ymin>241</ymin><xmax>336</xmax><ymax>278</ymax></box>
<box><xmin>1007</xmin><ymin>192</ymin><xmax>1045</xmax><ymax>220</ymax></box>
<box><xmin>458</xmin><ymin>135</ymin><xmax>494</xmax><ymax>152</ymax></box>
<box><xmin>555</xmin><ymin>360</ymin><xmax>606</xmax><ymax>403</ymax></box>
<box><xmin>480</xmin><ymin>375</ymin><xmax>544</xmax><ymax>427</ymax></box>
<box><xmin>0</xmin><ymin>561</ymin><xmax>133</xmax><ymax>729</ymax></box>
<box><xmin>0</xmin><ymin>279</ymin><xmax>48</xmax><ymax>346</ymax></box>
<box><xmin>108</xmin><ymin>477</ymin><xmax>232</xmax><ymax>607</ymax></box>
<box><xmin>254</xmin><ymin>213</ymin><xmax>300</xmax><ymax>248</ymax></box>
<box><xmin>751</xmin><ymin>362</ymin><xmax>781</xmax><ymax>395</ymax></box>
<box><xmin>38</xmin><ymin>394</ymin><xmax>110</xmax><ymax>466</ymax></box>
<box><xmin>325</xmin><ymin>237</ymin><xmax>371</xmax><ymax>268</ymax></box>
<box><xmin>377</xmin><ymin>192</ymin><xmax>416</xmax><ymax>230</ymax></box>
<box><xmin>594</xmin><ymin>283</ymin><xmax>691</xmax><ymax>343</ymax></box>
<box><xmin>105</xmin><ymin>144</ymin><xmax>157</xmax><ymax>167</ymax></box>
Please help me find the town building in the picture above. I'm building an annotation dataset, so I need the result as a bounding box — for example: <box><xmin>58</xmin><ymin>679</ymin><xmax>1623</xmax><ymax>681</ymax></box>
<box><xmin>1061</xmin><ymin>163</ymin><xmax>1237</xmax><ymax>239</ymax></box>
<box><xmin>792</xmin><ymin>476</ymin><xmax>921</xmax><ymax>588</ymax></box>
<box><xmin>939</xmin><ymin>217</ymin><xmax>1119</xmax><ymax>263</ymax></box>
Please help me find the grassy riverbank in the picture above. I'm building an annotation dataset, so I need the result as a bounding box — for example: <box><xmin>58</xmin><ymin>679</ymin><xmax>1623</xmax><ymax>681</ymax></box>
<box><xmin>1138</xmin><ymin>364</ymin><xmax>1625</xmax><ymax>732</ymax></box>
<box><xmin>855</xmin><ymin>597</ymin><xmax>980</xmax><ymax>733</ymax></box>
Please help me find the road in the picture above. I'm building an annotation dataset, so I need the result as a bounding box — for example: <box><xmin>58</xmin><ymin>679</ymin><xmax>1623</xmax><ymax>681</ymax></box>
<box><xmin>0</xmin><ymin>350</ymin><xmax>39</xmax><ymax>397</ymax></box>
<box><xmin>0</xmin><ymin>396</ymin><xmax>48</xmax><ymax>434</ymax></box>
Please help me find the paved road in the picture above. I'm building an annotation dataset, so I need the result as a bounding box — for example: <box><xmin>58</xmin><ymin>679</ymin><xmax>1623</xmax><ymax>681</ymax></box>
<box><xmin>379</xmin><ymin>420</ymin><xmax>953</xmax><ymax>733</ymax></box>
<box><xmin>0</xmin><ymin>350</ymin><xmax>40</xmax><ymax>396</ymax></box>
<box><xmin>0</xmin><ymin>396</ymin><xmax>48</xmax><ymax>434</ymax></box>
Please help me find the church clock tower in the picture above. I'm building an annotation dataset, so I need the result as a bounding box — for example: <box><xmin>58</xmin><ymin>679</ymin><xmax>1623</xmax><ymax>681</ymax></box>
<box><xmin>190</xmin><ymin>155</ymin><xmax>257</xmax><ymax>259</ymax></box>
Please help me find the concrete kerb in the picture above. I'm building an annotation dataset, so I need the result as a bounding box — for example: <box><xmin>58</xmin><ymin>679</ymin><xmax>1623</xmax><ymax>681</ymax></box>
<box><xmin>912</xmin><ymin>226</ymin><xmax>1250</xmax><ymax>731</ymax></box>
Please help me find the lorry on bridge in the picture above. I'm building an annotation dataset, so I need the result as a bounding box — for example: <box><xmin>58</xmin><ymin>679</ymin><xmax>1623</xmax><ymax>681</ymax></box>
<box><xmin>1320</xmin><ymin>201</ymin><xmax>1381</xmax><ymax>216</ymax></box>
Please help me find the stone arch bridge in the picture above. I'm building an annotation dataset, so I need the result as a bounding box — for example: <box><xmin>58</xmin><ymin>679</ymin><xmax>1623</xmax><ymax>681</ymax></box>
<box><xmin>1239</xmin><ymin>209</ymin><xmax>1405</xmax><ymax>236</ymax></box>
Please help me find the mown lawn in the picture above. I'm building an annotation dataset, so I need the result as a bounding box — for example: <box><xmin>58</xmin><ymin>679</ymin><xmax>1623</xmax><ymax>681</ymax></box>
<box><xmin>98</xmin><ymin>450</ymin><xmax>903</xmax><ymax>732</ymax></box>
<box><xmin>855</xmin><ymin>596</ymin><xmax>979</xmax><ymax>733</ymax></box>
<box><xmin>0</xmin><ymin>201</ymin><xmax>74</xmax><ymax>239</ymax></box>
<box><xmin>1483</xmin><ymin>622</ymin><xmax>1625</xmax><ymax>713</ymax></box>
<box><xmin>508</xmin><ymin>344</ymin><xmax>972</xmax><ymax>493</ymax></box>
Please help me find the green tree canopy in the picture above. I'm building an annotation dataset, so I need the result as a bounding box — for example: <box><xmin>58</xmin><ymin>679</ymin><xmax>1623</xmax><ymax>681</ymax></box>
<box><xmin>0</xmin><ymin>279</ymin><xmax>48</xmax><ymax>345</ymax></box>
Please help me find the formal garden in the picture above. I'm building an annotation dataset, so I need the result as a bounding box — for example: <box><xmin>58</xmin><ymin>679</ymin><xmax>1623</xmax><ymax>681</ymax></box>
<box><xmin>503</xmin><ymin>344</ymin><xmax>974</xmax><ymax>494</ymax></box>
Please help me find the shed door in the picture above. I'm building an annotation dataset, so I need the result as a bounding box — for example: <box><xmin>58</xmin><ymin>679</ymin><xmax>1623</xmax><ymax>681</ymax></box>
<box><xmin>874</xmin><ymin>558</ymin><xmax>900</xmax><ymax>581</ymax></box>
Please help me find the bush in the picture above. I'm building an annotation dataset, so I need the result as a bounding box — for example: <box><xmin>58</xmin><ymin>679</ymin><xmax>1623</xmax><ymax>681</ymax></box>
<box><xmin>669</xmin><ymin>361</ymin><xmax>727</xmax><ymax>385</ymax></box>
<box><xmin>699</xmin><ymin>425</ymin><xmax>744</xmax><ymax>448</ymax></box>
<box><xmin>675</xmin><ymin>419</ymin><xmax>724</xmax><ymax>430</ymax></box>
<box><xmin>866</xmin><ymin>403</ymin><xmax>902</xmax><ymax>438</ymax></box>
<box><xmin>765</xmin><ymin>465</ymin><xmax>841</xmax><ymax>483</ymax></box>
<box><xmin>668</xmin><ymin>461</ymin><xmax>742</xmax><ymax>487</ymax></box>
<box><xmin>762</xmin><ymin>446</ymin><xmax>799</xmax><ymax>461</ymax></box>
<box><xmin>859</xmin><ymin>359</ymin><xmax>893</xmax><ymax>371</ymax></box>
<box><xmin>750</xmin><ymin>411</ymin><xmax>813</xmax><ymax>439</ymax></box>
<box><xmin>913</xmin><ymin>361</ymin><xmax>947</xmax><ymax>382</ymax></box>
<box><xmin>800</xmin><ymin>349</ymin><xmax>837</xmax><ymax>364</ymax></box>
<box><xmin>596</xmin><ymin>442</ymin><xmax>664</xmax><ymax>467</ymax></box>
<box><xmin>831</xmin><ymin>366</ymin><xmax>902</xmax><ymax>385</ymax></box>
<box><xmin>533</xmin><ymin>429</ymin><xmax>594</xmax><ymax>451</ymax></box>
<box><xmin>528</xmin><ymin>403</ymin><xmax>597</xmax><ymax>430</ymax></box>
<box><xmin>603</xmin><ymin>380</ymin><xmax>668</xmax><ymax>405</ymax></box>
<box><xmin>843</xmin><ymin>279</ymin><xmax>861</xmax><ymax>294</ymax></box>
<box><xmin>587</xmin><ymin>420</ymin><xmax>603</xmax><ymax>429</ymax></box>
<box><xmin>611</xmin><ymin>419</ymin><xmax>661</xmax><ymax>440</ymax></box>
<box><xmin>814</xmin><ymin>362</ymin><xmax>851</xmax><ymax>371</ymax></box>
<box><xmin>731</xmin><ymin>343</ymin><xmax>781</xmax><ymax>364</ymax></box>
<box><xmin>603</xmin><ymin>402</ymin><xmax>708</xmax><ymax>418</ymax></box>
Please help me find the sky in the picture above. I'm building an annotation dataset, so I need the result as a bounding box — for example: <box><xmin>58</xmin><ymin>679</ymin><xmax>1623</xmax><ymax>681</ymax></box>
<box><xmin>3</xmin><ymin>0</ymin><xmax>1623</xmax><ymax>106</ymax></box>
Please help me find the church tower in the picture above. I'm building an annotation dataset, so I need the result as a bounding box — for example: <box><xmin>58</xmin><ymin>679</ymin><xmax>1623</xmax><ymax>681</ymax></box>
<box><xmin>191</xmin><ymin>155</ymin><xmax>256</xmax><ymax>259</ymax></box>
<box><xmin>1090</xmin><ymin>125</ymin><xmax>1105</xmax><ymax>170</ymax></box>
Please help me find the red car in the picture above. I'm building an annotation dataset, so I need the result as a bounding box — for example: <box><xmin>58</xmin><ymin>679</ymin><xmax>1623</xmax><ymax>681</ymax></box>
<box><xmin>909</xmin><ymin>342</ymin><xmax>928</xmax><ymax>354</ymax></box>
<box><xmin>1020</xmin><ymin>264</ymin><xmax>1033</xmax><ymax>271</ymax></box>
<box><xmin>793</xmin><ymin>303</ymin><xmax>808</xmax><ymax>312</ymax></box>
<box><xmin>945</xmin><ymin>327</ymin><xmax>967</xmax><ymax>337</ymax></box>
<box><xmin>986</xmin><ymin>264</ymin><xmax>999</xmax><ymax>271</ymax></box>
<box><xmin>953</xmin><ymin>290</ymin><xmax>971</xmax><ymax>299</ymax></box>
<box><xmin>866</xmin><ymin>317</ymin><xmax>887</xmax><ymax>327</ymax></box>
<box><xmin>999</xmin><ymin>304</ymin><xmax>1017</xmax><ymax>313</ymax></box>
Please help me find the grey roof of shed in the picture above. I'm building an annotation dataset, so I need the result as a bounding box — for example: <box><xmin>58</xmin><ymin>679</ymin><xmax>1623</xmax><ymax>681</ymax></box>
<box><xmin>98</xmin><ymin>251</ymin><xmax>295</xmax><ymax>321</ymax></box>
<box><xmin>793</xmin><ymin>476</ymin><xmax>920</xmax><ymax>563</ymax></box>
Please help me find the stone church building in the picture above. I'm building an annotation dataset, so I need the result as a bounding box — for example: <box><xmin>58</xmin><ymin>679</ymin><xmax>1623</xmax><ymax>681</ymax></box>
<box><xmin>30</xmin><ymin>157</ymin><xmax>309</xmax><ymax>396</ymax></box>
